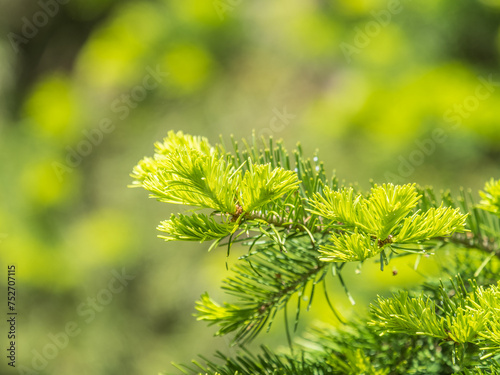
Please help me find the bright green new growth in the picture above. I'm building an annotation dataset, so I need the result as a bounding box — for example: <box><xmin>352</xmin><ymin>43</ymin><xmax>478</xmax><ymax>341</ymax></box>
<box><xmin>157</xmin><ymin>213</ymin><xmax>236</xmax><ymax>242</ymax></box>
<box><xmin>131</xmin><ymin>131</ymin><xmax>500</xmax><ymax>374</ymax></box>
<box><xmin>309</xmin><ymin>184</ymin><xmax>467</xmax><ymax>262</ymax></box>
<box><xmin>370</xmin><ymin>277</ymin><xmax>500</xmax><ymax>359</ymax></box>
<box><xmin>131</xmin><ymin>131</ymin><xmax>300</xmax><ymax>247</ymax></box>
<box><xmin>240</xmin><ymin>163</ymin><xmax>299</xmax><ymax>213</ymax></box>
<box><xmin>479</xmin><ymin>179</ymin><xmax>500</xmax><ymax>217</ymax></box>
<box><xmin>132</xmin><ymin>131</ymin><xmax>467</xmax><ymax>263</ymax></box>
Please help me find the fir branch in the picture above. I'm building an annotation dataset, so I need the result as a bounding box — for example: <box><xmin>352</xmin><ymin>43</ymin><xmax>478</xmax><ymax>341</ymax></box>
<box><xmin>308</xmin><ymin>187</ymin><xmax>363</xmax><ymax>229</ymax></box>
<box><xmin>240</xmin><ymin>163</ymin><xmax>300</xmax><ymax>213</ymax></box>
<box><xmin>478</xmin><ymin>179</ymin><xmax>500</xmax><ymax>217</ymax></box>
<box><xmin>369</xmin><ymin>291</ymin><xmax>448</xmax><ymax>340</ymax></box>
<box><xmin>130</xmin><ymin>130</ymin><xmax>213</xmax><ymax>184</ymax></box>
<box><xmin>369</xmin><ymin>277</ymin><xmax>500</xmax><ymax>361</ymax></box>
<box><xmin>297</xmin><ymin>322</ymin><xmax>454</xmax><ymax>374</ymax></box>
<box><xmin>170</xmin><ymin>345</ymin><xmax>335</xmax><ymax>375</ymax></box>
<box><xmin>158</xmin><ymin>214</ymin><xmax>237</xmax><ymax>243</ymax></box>
<box><xmin>130</xmin><ymin>131</ymin><xmax>500</xmax><ymax>375</ymax></box>
<box><xmin>319</xmin><ymin>230</ymin><xmax>381</xmax><ymax>262</ymax></box>
<box><xmin>457</xmin><ymin>363</ymin><xmax>500</xmax><ymax>375</ymax></box>
<box><xmin>131</xmin><ymin>131</ymin><xmax>320</xmax><ymax>247</ymax></box>
<box><xmin>395</xmin><ymin>206</ymin><xmax>468</xmax><ymax>244</ymax></box>
<box><xmin>141</xmin><ymin>148</ymin><xmax>239</xmax><ymax>213</ymax></box>
<box><xmin>153</xmin><ymin>131</ymin><xmax>213</xmax><ymax>156</ymax></box>
<box><xmin>195</xmin><ymin>240</ymin><xmax>329</xmax><ymax>344</ymax></box>
<box><xmin>418</xmin><ymin>186</ymin><xmax>500</xmax><ymax>259</ymax></box>
<box><xmin>310</xmin><ymin>184</ymin><xmax>467</xmax><ymax>263</ymax></box>
<box><xmin>363</xmin><ymin>183</ymin><xmax>421</xmax><ymax>239</ymax></box>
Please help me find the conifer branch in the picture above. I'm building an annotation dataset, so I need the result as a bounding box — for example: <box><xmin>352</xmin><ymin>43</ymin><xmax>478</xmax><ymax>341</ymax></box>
<box><xmin>369</xmin><ymin>277</ymin><xmax>500</xmax><ymax>361</ymax></box>
<box><xmin>195</xmin><ymin>240</ymin><xmax>329</xmax><ymax>344</ymax></box>
<box><xmin>130</xmin><ymin>131</ymin><xmax>500</xmax><ymax>374</ymax></box>
<box><xmin>478</xmin><ymin>179</ymin><xmax>500</xmax><ymax>217</ymax></box>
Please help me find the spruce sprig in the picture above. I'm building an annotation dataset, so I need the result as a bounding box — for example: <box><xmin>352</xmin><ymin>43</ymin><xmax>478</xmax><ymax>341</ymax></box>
<box><xmin>478</xmin><ymin>179</ymin><xmax>500</xmax><ymax>217</ymax></box>
<box><xmin>310</xmin><ymin>184</ymin><xmax>467</xmax><ymax>263</ymax></box>
<box><xmin>130</xmin><ymin>131</ymin><xmax>500</xmax><ymax>374</ymax></box>
<box><xmin>369</xmin><ymin>277</ymin><xmax>500</xmax><ymax>359</ymax></box>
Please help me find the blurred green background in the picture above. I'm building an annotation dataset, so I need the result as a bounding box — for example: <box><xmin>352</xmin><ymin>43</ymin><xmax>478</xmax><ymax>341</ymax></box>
<box><xmin>1</xmin><ymin>0</ymin><xmax>500</xmax><ymax>374</ymax></box>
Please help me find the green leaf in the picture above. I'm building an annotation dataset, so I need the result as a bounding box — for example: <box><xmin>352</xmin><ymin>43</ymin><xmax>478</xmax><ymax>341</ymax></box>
<box><xmin>319</xmin><ymin>230</ymin><xmax>381</xmax><ymax>262</ymax></box>
<box><xmin>240</xmin><ymin>163</ymin><xmax>300</xmax><ymax>213</ymax></box>
<box><xmin>308</xmin><ymin>187</ymin><xmax>364</xmax><ymax>228</ymax></box>
<box><xmin>309</xmin><ymin>183</ymin><xmax>421</xmax><ymax>238</ymax></box>
<box><xmin>370</xmin><ymin>279</ymin><xmax>500</xmax><ymax>354</ymax></box>
<box><xmin>394</xmin><ymin>206</ymin><xmax>468</xmax><ymax>243</ymax></box>
<box><xmin>153</xmin><ymin>130</ymin><xmax>212</xmax><ymax>156</ymax></box>
<box><xmin>362</xmin><ymin>183</ymin><xmax>421</xmax><ymax>239</ymax></box>
<box><xmin>478</xmin><ymin>179</ymin><xmax>500</xmax><ymax>217</ymax></box>
<box><xmin>369</xmin><ymin>291</ymin><xmax>448</xmax><ymax>339</ymax></box>
<box><xmin>130</xmin><ymin>130</ymin><xmax>213</xmax><ymax>184</ymax></box>
<box><xmin>141</xmin><ymin>148</ymin><xmax>240</xmax><ymax>212</ymax></box>
<box><xmin>195</xmin><ymin>293</ymin><xmax>256</xmax><ymax>336</ymax></box>
<box><xmin>158</xmin><ymin>213</ymin><xmax>236</xmax><ymax>243</ymax></box>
